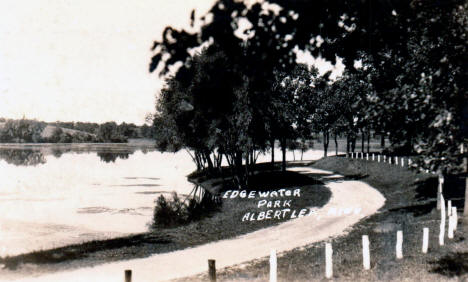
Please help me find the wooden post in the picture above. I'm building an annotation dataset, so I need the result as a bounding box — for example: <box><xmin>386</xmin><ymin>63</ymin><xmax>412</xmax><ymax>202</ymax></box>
<box><xmin>396</xmin><ymin>231</ymin><xmax>403</xmax><ymax>259</ymax></box>
<box><xmin>422</xmin><ymin>228</ymin><xmax>429</xmax><ymax>253</ymax></box>
<box><xmin>208</xmin><ymin>259</ymin><xmax>216</xmax><ymax>282</ymax></box>
<box><xmin>270</xmin><ymin>249</ymin><xmax>277</xmax><ymax>282</ymax></box>
<box><xmin>362</xmin><ymin>235</ymin><xmax>370</xmax><ymax>270</ymax></box>
<box><xmin>439</xmin><ymin>194</ymin><xmax>446</xmax><ymax>246</ymax></box>
<box><xmin>325</xmin><ymin>243</ymin><xmax>333</xmax><ymax>279</ymax></box>
<box><xmin>125</xmin><ymin>270</ymin><xmax>132</xmax><ymax>282</ymax></box>
<box><xmin>453</xmin><ymin>207</ymin><xmax>458</xmax><ymax>231</ymax></box>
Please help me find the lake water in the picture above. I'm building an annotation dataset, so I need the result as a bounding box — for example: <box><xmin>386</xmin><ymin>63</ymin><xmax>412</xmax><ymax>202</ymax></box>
<box><xmin>0</xmin><ymin>143</ymin><xmax>330</xmax><ymax>256</ymax></box>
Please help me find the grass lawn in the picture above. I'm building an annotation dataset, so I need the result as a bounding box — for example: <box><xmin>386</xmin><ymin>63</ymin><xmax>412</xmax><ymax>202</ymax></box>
<box><xmin>181</xmin><ymin>156</ymin><xmax>468</xmax><ymax>281</ymax></box>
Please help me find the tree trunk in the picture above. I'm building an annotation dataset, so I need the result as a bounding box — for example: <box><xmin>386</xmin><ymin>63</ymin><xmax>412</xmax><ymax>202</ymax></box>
<box><xmin>271</xmin><ymin>138</ymin><xmax>275</xmax><ymax>165</ymax></box>
<box><xmin>346</xmin><ymin>135</ymin><xmax>350</xmax><ymax>153</ymax></box>
<box><xmin>245</xmin><ymin>151</ymin><xmax>250</xmax><ymax>182</ymax></box>
<box><xmin>464</xmin><ymin>176</ymin><xmax>468</xmax><ymax>220</ymax></box>
<box><xmin>204</xmin><ymin>151</ymin><xmax>214</xmax><ymax>171</ymax></box>
<box><xmin>381</xmin><ymin>134</ymin><xmax>385</xmax><ymax>148</ymax></box>
<box><xmin>195</xmin><ymin>152</ymin><xmax>203</xmax><ymax>171</ymax></box>
<box><xmin>334</xmin><ymin>133</ymin><xmax>338</xmax><ymax>156</ymax></box>
<box><xmin>463</xmin><ymin>151</ymin><xmax>468</xmax><ymax>222</ymax></box>
<box><xmin>367</xmin><ymin>131</ymin><xmax>370</xmax><ymax>153</ymax></box>
<box><xmin>323</xmin><ymin>131</ymin><xmax>329</xmax><ymax>157</ymax></box>
<box><xmin>281</xmin><ymin>138</ymin><xmax>286</xmax><ymax>172</ymax></box>
<box><xmin>351</xmin><ymin>136</ymin><xmax>356</xmax><ymax>152</ymax></box>
<box><xmin>361</xmin><ymin>131</ymin><xmax>365</xmax><ymax>153</ymax></box>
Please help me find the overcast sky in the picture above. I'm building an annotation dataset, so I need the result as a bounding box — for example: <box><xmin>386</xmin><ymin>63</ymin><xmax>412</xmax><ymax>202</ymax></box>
<box><xmin>0</xmin><ymin>0</ymin><xmax>343</xmax><ymax>125</ymax></box>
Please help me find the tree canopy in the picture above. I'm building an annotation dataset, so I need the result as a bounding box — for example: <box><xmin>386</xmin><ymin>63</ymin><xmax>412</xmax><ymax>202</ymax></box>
<box><xmin>149</xmin><ymin>0</ymin><xmax>468</xmax><ymax>181</ymax></box>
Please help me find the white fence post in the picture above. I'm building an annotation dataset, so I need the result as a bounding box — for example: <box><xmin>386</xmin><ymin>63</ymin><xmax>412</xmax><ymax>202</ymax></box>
<box><xmin>362</xmin><ymin>235</ymin><xmax>370</xmax><ymax>270</ymax></box>
<box><xmin>384</xmin><ymin>155</ymin><xmax>387</xmax><ymax>163</ymax></box>
<box><xmin>448</xmin><ymin>200</ymin><xmax>452</xmax><ymax>216</ymax></box>
<box><xmin>396</xmin><ymin>231</ymin><xmax>403</xmax><ymax>259</ymax></box>
<box><xmin>448</xmin><ymin>214</ymin><xmax>454</xmax><ymax>239</ymax></box>
<box><xmin>325</xmin><ymin>243</ymin><xmax>333</xmax><ymax>279</ymax></box>
<box><xmin>408</xmin><ymin>158</ymin><xmax>412</xmax><ymax>166</ymax></box>
<box><xmin>366</xmin><ymin>153</ymin><xmax>369</xmax><ymax>160</ymax></box>
<box><xmin>439</xmin><ymin>194</ymin><xmax>446</xmax><ymax>246</ymax></box>
<box><xmin>401</xmin><ymin>157</ymin><xmax>405</xmax><ymax>167</ymax></box>
<box><xmin>372</xmin><ymin>153</ymin><xmax>375</xmax><ymax>161</ymax></box>
<box><xmin>378</xmin><ymin>155</ymin><xmax>381</xmax><ymax>162</ymax></box>
<box><xmin>395</xmin><ymin>156</ymin><xmax>398</xmax><ymax>165</ymax></box>
<box><xmin>453</xmin><ymin>207</ymin><xmax>458</xmax><ymax>231</ymax></box>
<box><xmin>437</xmin><ymin>175</ymin><xmax>444</xmax><ymax>210</ymax></box>
<box><xmin>422</xmin><ymin>228</ymin><xmax>429</xmax><ymax>253</ymax></box>
<box><xmin>270</xmin><ymin>249</ymin><xmax>277</xmax><ymax>282</ymax></box>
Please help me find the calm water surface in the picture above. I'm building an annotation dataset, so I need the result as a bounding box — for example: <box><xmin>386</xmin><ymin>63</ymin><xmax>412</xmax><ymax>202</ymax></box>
<box><xmin>0</xmin><ymin>144</ymin><xmax>196</xmax><ymax>256</ymax></box>
<box><xmin>0</xmin><ymin>143</ymin><xmax>329</xmax><ymax>256</ymax></box>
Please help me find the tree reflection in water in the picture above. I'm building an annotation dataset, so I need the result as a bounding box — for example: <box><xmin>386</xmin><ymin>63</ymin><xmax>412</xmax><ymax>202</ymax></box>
<box><xmin>97</xmin><ymin>151</ymin><xmax>134</xmax><ymax>163</ymax></box>
<box><xmin>0</xmin><ymin>146</ymin><xmax>143</xmax><ymax>166</ymax></box>
<box><xmin>0</xmin><ymin>149</ymin><xmax>46</xmax><ymax>166</ymax></box>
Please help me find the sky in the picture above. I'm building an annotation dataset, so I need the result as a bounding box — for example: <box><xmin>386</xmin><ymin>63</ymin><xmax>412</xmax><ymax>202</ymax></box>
<box><xmin>0</xmin><ymin>0</ymin><xmax>343</xmax><ymax>125</ymax></box>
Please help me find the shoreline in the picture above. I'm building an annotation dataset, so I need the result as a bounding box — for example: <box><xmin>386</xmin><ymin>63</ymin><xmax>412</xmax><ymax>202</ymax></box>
<box><xmin>0</xmin><ymin>161</ymin><xmax>332</xmax><ymax>280</ymax></box>
<box><xmin>0</xmin><ymin>163</ymin><xmax>385</xmax><ymax>281</ymax></box>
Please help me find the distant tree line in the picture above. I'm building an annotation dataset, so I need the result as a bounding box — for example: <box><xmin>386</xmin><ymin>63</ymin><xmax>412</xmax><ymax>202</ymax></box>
<box><xmin>0</xmin><ymin>118</ymin><xmax>155</xmax><ymax>143</ymax></box>
<box><xmin>149</xmin><ymin>0</ymin><xmax>467</xmax><ymax>187</ymax></box>
<box><xmin>0</xmin><ymin>118</ymin><xmax>46</xmax><ymax>143</ymax></box>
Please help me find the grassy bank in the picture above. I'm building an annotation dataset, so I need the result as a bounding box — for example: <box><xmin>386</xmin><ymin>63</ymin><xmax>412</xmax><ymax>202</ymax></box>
<box><xmin>183</xmin><ymin>156</ymin><xmax>468</xmax><ymax>281</ymax></box>
<box><xmin>0</xmin><ymin>165</ymin><xmax>331</xmax><ymax>277</ymax></box>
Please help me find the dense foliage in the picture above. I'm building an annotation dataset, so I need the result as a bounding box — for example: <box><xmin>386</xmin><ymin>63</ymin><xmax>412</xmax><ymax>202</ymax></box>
<box><xmin>149</xmin><ymin>0</ymin><xmax>467</xmax><ymax>183</ymax></box>
<box><xmin>151</xmin><ymin>192</ymin><xmax>221</xmax><ymax>228</ymax></box>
